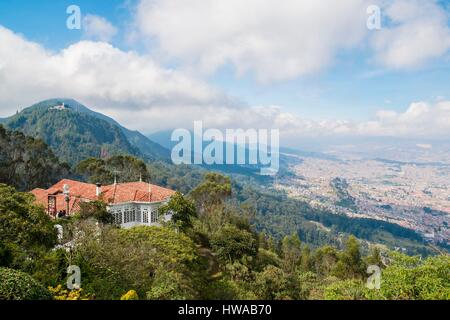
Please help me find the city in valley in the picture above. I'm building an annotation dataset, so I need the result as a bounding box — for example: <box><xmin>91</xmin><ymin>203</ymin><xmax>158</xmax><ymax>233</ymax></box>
<box><xmin>277</xmin><ymin>147</ymin><xmax>450</xmax><ymax>247</ymax></box>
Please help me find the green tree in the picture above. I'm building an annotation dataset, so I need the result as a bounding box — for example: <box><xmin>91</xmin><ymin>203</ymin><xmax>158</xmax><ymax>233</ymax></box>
<box><xmin>76</xmin><ymin>155</ymin><xmax>150</xmax><ymax>185</ymax></box>
<box><xmin>190</xmin><ymin>173</ymin><xmax>232</xmax><ymax>214</ymax></box>
<box><xmin>366</xmin><ymin>252</ymin><xmax>450</xmax><ymax>300</ymax></box>
<box><xmin>0</xmin><ymin>184</ymin><xmax>56</xmax><ymax>271</ymax></box>
<box><xmin>78</xmin><ymin>200</ymin><xmax>113</xmax><ymax>225</ymax></box>
<box><xmin>333</xmin><ymin>236</ymin><xmax>365</xmax><ymax>279</ymax></box>
<box><xmin>366</xmin><ymin>246</ymin><xmax>383</xmax><ymax>267</ymax></box>
<box><xmin>324</xmin><ymin>279</ymin><xmax>366</xmax><ymax>300</ymax></box>
<box><xmin>159</xmin><ymin>192</ymin><xmax>197</xmax><ymax>232</ymax></box>
<box><xmin>281</xmin><ymin>234</ymin><xmax>302</xmax><ymax>273</ymax></box>
<box><xmin>69</xmin><ymin>223</ymin><xmax>201</xmax><ymax>299</ymax></box>
<box><xmin>210</xmin><ymin>224</ymin><xmax>257</xmax><ymax>264</ymax></box>
<box><xmin>146</xmin><ymin>269</ymin><xmax>196</xmax><ymax>300</ymax></box>
<box><xmin>254</xmin><ymin>265</ymin><xmax>298</xmax><ymax>300</ymax></box>
<box><xmin>312</xmin><ymin>245</ymin><xmax>339</xmax><ymax>276</ymax></box>
<box><xmin>0</xmin><ymin>267</ymin><xmax>52</xmax><ymax>300</ymax></box>
<box><xmin>0</xmin><ymin>125</ymin><xmax>70</xmax><ymax>191</ymax></box>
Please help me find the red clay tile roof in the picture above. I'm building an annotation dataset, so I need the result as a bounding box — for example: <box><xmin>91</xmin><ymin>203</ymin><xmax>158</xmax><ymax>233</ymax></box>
<box><xmin>101</xmin><ymin>181</ymin><xmax>176</xmax><ymax>204</ymax></box>
<box><xmin>30</xmin><ymin>179</ymin><xmax>176</xmax><ymax>215</ymax></box>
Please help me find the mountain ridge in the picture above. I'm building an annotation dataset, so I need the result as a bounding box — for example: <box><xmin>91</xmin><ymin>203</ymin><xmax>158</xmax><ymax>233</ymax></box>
<box><xmin>2</xmin><ymin>99</ymin><xmax>170</xmax><ymax>164</ymax></box>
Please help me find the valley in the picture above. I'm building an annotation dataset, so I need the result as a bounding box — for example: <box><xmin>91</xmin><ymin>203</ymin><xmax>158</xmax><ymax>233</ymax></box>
<box><xmin>277</xmin><ymin>154</ymin><xmax>450</xmax><ymax>247</ymax></box>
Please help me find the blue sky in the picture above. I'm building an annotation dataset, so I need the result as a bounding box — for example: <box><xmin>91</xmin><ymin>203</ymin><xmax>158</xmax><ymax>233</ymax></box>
<box><xmin>1</xmin><ymin>0</ymin><xmax>450</xmax><ymax>140</ymax></box>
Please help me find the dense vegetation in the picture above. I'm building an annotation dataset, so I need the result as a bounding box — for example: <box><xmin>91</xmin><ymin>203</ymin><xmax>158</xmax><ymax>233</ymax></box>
<box><xmin>0</xmin><ymin>125</ymin><xmax>70</xmax><ymax>191</ymax></box>
<box><xmin>75</xmin><ymin>156</ymin><xmax>151</xmax><ymax>185</ymax></box>
<box><xmin>0</xmin><ymin>101</ymin><xmax>448</xmax><ymax>300</ymax></box>
<box><xmin>3</xmin><ymin>99</ymin><xmax>142</xmax><ymax>164</ymax></box>
<box><xmin>2</xmin><ymin>99</ymin><xmax>436</xmax><ymax>254</ymax></box>
<box><xmin>0</xmin><ymin>268</ymin><xmax>52</xmax><ymax>300</ymax></box>
<box><xmin>0</xmin><ymin>175</ymin><xmax>448</xmax><ymax>300</ymax></box>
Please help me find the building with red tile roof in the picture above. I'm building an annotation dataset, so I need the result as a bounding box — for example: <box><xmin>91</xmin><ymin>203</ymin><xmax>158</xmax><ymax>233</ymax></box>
<box><xmin>31</xmin><ymin>179</ymin><xmax>176</xmax><ymax>228</ymax></box>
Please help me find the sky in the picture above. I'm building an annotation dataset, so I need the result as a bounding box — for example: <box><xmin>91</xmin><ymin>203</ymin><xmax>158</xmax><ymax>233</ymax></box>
<box><xmin>1</xmin><ymin>0</ymin><xmax>450</xmax><ymax>146</ymax></box>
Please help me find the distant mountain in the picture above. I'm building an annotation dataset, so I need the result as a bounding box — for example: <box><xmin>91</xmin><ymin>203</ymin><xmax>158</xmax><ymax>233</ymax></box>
<box><xmin>2</xmin><ymin>99</ymin><xmax>169</xmax><ymax>165</ymax></box>
<box><xmin>148</xmin><ymin>129</ymin><xmax>274</xmax><ymax>181</ymax></box>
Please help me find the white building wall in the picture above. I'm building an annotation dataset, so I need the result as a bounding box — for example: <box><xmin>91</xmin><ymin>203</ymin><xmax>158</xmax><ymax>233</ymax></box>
<box><xmin>108</xmin><ymin>201</ymin><xmax>170</xmax><ymax>229</ymax></box>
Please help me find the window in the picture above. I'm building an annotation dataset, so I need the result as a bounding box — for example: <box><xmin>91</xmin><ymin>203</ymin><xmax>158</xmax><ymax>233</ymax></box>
<box><xmin>136</xmin><ymin>207</ymin><xmax>142</xmax><ymax>222</ymax></box>
<box><xmin>151</xmin><ymin>208</ymin><xmax>159</xmax><ymax>223</ymax></box>
<box><xmin>124</xmin><ymin>207</ymin><xmax>131</xmax><ymax>223</ymax></box>
<box><xmin>113</xmin><ymin>209</ymin><xmax>122</xmax><ymax>224</ymax></box>
<box><xmin>142</xmin><ymin>208</ymin><xmax>149</xmax><ymax>224</ymax></box>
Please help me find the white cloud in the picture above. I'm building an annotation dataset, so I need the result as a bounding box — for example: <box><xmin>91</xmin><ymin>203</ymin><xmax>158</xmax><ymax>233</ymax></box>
<box><xmin>134</xmin><ymin>0</ymin><xmax>450</xmax><ymax>81</ymax></box>
<box><xmin>372</xmin><ymin>0</ymin><xmax>450</xmax><ymax>68</ymax></box>
<box><xmin>73</xmin><ymin>1</ymin><xmax>450</xmax><ymax>81</ymax></box>
<box><xmin>359</xmin><ymin>101</ymin><xmax>450</xmax><ymax>137</ymax></box>
<box><xmin>83</xmin><ymin>14</ymin><xmax>118</xmax><ymax>42</ymax></box>
<box><xmin>0</xmin><ymin>25</ymin><xmax>233</xmax><ymax>126</ymax></box>
<box><xmin>0</xmin><ymin>25</ymin><xmax>449</xmax><ymax>143</ymax></box>
<box><xmin>134</xmin><ymin>0</ymin><xmax>371</xmax><ymax>83</ymax></box>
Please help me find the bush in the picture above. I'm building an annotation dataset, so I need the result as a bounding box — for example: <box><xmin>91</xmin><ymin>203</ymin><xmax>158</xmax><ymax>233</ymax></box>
<box><xmin>210</xmin><ymin>224</ymin><xmax>257</xmax><ymax>263</ymax></box>
<box><xmin>48</xmin><ymin>284</ymin><xmax>93</xmax><ymax>300</ymax></box>
<box><xmin>0</xmin><ymin>267</ymin><xmax>52</xmax><ymax>300</ymax></box>
<box><xmin>324</xmin><ymin>279</ymin><xmax>366</xmax><ymax>300</ymax></box>
<box><xmin>120</xmin><ymin>290</ymin><xmax>139</xmax><ymax>300</ymax></box>
<box><xmin>146</xmin><ymin>269</ymin><xmax>196</xmax><ymax>300</ymax></box>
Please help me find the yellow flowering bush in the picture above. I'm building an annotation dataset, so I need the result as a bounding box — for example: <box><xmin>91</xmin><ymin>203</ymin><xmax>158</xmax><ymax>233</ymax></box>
<box><xmin>120</xmin><ymin>290</ymin><xmax>139</xmax><ymax>300</ymax></box>
<box><xmin>48</xmin><ymin>285</ymin><xmax>93</xmax><ymax>300</ymax></box>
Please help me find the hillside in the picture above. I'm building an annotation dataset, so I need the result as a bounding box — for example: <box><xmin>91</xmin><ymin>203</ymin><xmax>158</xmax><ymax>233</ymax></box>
<box><xmin>1</xmin><ymin>99</ymin><xmax>438</xmax><ymax>255</ymax></box>
<box><xmin>49</xmin><ymin>99</ymin><xmax>170</xmax><ymax>160</ymax></box>
<box><xmin>2</xmin><ymin>99</ymin><xmax>169</xmax><ymax>164</ymax></box>
<box><xmin>0</xmin><ymin>125</ymin><xmax>70</xmax><ymax>191</ymax></box>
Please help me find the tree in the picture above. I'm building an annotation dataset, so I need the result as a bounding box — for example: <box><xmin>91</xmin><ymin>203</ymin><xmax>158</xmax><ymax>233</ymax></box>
<box><xmin>333</xmin><ymin>236</ymin><xmax>365</xmax><ymax>279</ymax></box>
<box><xmin>75</xmin><ymin>155</ymin><xmax>150</xmax><ymax>185</ymax></box>
<box><xmin>366</xmin><ymin>246</ymin><xmax>383</xmax><ymax>267</ymax></box>
<box><xmin>0</xmin><ymin>267</ymin><xmax>52</xmax><ymax>300</ymax></box>
<box><xmin>146</xmin><ymin>269</ymin><xmax>196</xmax><ymax>300</ymax></box>
<box><xmin>78</xmin><ymin>200</ymin><xmax>113</xmax><ymax>225</ymax></box>
<box><xmin>0</xmin><ymin>184</ymin><xmax>56</xmax><ymax>271</ymax></box>
<box><xmin>312</xmin><ymin>245</ymin><xmax>339</xmax><ymax>276</ymax></box>
<box><xmin>69</xmin><ymin>224</ymin><xmax>201</xmax><ymax>299</ymax></box>
<box><xmin>366</xmin><ymin>252</ymin><xmax>450</xmax><ymax>300</ymax></box>
<box><xmin>75</xmin><ymin>158</ymin><xmax>112</xmax><ymax>184</ymax></box>
<box><xmin>190</xmin><ymin>173</ymin><xmax>232</xmax><ymax>213</ymax></box>
<box><xmin>159</xmin><ymin>192</ymin><xmax>197</xmax><ymax>232</ymax></box>
<box><xmin>0</xmin><ymin>125</ymin><xmax>70</xmax><ymax>191</ymax></box>
<box><xmin>281</xmin><ymin>234</ymin><xmax>302</xmax><ymax>273</ymax></box>
<box><xmin>324</xmin><ymin>279</ymin><xmax>366</xmax><ymax>300</ymax></box>
<box><xmin>210</xmin><ymin>224</ymin><xmax>257</xmax><ymax>263</ymax></box>
<box><xmin>254</xmin><ymin>265</ymin><xmax>299</xmax><ymax>300</ymax></box>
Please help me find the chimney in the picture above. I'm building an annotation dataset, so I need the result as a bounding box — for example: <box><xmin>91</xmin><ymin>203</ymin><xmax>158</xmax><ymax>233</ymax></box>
<box><xmin>96</xmin><ymin>183</ymin><xmax>102</xmax><ymax>197</ymax></box>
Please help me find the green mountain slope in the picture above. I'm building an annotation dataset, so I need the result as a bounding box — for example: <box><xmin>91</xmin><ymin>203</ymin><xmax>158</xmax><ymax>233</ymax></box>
<box><xmin>51</xmin><ymin>99</ymin><xmax>170</xmax><ymax>160</ymax></box>
<box><xmin>2</xmin><ymin>99</ymin><xmax>169</xmax><ymax>164</ymax></box>
<box><xmin>0</xmin><ymin>124</ymin><xmax>70</xmax><ymax>191</ymax></box>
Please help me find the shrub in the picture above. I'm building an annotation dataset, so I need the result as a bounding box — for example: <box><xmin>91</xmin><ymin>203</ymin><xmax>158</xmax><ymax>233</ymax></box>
<box><xmin>146</xmin><ymin>269</ymin><xmax>196</xmax><ymax>300</ymax></box>
<box><xmin>120</xmin><ymin>290</ymin><xmax>139</xmax><ymax>300</ymax></box>
<box><xmin>324</xmin><ymin>279</ymin><xmax>366</xmax><ymax>300</ymax></box>
<box><xmin>0</xmin><ymin>267</ymin><xmax>52</xmax><ymax>300</ymax></box>
<box><xmin>48</xmin><ymin>284</ymin><xmax>93</xmax><ymax>300</ymax></box>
